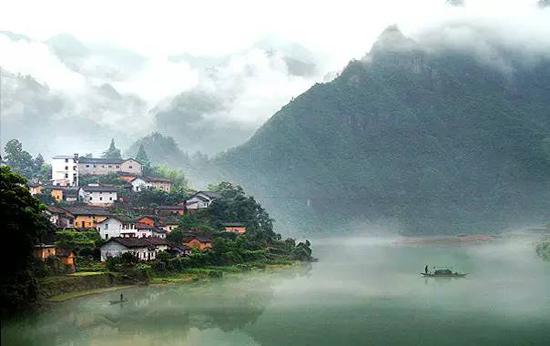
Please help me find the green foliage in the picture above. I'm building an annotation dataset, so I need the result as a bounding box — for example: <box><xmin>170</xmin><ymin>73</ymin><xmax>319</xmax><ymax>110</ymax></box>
<box><xmin>79</xmin><ymin>173</ymin><xmax>126</xmax><ymax>187</ymax></box>
<box><xmin>102</xmin><ymin>138</ymin><xmax>122</xmax><ymax>159</ymax></box>
<box><xmin>126</xmin><ymin>132</ymin><xmax>191</xmax><ymax>170</ymax></box>
<box><xmin>136</xmin><ymin>144</ymin><xmax>152</xmax><ymax>175</ymax></box>
<box><xmin>4</xmin><ymin>139</ymin><xmax>48</xmax><ymax>180</ymax></box>
<box><xmin>55</xmin><ymin>229</ymin><xmax>104</xmax><ymax>254</ymax></box>
<box><xmin>124</xmin><ymin>188</ymin><xmax>188</xmax><ymax>208</ymax></box>
<box><xmin>216</xmin><ymin>37</ymin><xmax>550</xmax><ymax>234</ymax></box>
<box><xmin>1</xmin><ymin>166</ymin><xmax>55</xmax><ymax>314</ymax></box>
<box><xmin>150</xmin><ymin>165</ymin><xmax>189</xmax><ymax>192</ymax></box>
<box><xmin>536</xmin><ymin>239</ymin><xmax>550</xmax><ymax>261</ymax></box>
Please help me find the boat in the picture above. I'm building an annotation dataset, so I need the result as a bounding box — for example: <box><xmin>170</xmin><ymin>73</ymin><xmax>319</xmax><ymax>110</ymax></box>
<box><xmin>420</xmin><ymin>268</ymin><xmax>467</xmax><ymax>278</ymax></box>
<box><xmin>109</xmin><ymin>299</ymin><xmax>128</xmax><ymax>304</ymax></box>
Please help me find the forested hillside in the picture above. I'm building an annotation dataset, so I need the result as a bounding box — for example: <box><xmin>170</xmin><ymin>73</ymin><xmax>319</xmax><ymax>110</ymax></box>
<box><xmin>213</xmin><ymin>27</ymin><xmax>550</xmax><ymax>234</ymax></box>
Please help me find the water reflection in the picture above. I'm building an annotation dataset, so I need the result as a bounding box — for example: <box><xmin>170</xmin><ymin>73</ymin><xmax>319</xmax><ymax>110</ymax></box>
<box><xmin>3</xmin><ymin>235</ymin><xmax>550</xmax><ymax>346</ymax></box>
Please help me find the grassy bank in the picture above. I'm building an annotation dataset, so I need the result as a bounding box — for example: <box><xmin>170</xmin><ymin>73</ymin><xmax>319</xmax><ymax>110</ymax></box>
<box><xmin>150</xmin><ymin>261</ymin><xmax>298</xmax><ymax>285</ymax></box>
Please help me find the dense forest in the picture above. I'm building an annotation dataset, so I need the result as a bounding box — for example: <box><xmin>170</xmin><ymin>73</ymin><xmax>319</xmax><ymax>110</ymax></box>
<box><xmin>211</xmin><ymin>27</ymin><xmax>550</xmax><ymax>234</ymax></box>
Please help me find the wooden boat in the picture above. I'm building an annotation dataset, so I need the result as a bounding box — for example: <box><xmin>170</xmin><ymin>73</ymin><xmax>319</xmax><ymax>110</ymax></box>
<box><xmin>109</xmin><ymin>299</ymin><xmax>128</xmax><ymax>304</ymax></box>
<box><xmin>421</xmin><ymin>268</ymin><xmax>467</xmax><ymax>278</ymax></box>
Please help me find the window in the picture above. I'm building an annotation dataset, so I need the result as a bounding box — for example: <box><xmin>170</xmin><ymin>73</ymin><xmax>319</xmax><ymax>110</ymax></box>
<box><xmin>116</xmin><ymin>165</ymin><xmax>120</xmax><ymax>168</ymax></box>
<box><xmin>99</xmin><ymin>197</ymin><xmax>103</xmax><ymax>201</ymax></box>
<box><xmin>105</xmin><ymin>234</ymin><xmax>108</xmax><ymax>239</ymax></box>
<box><xmin>65</xmin><ymin>159</ymin><xmax>68</xmax><ymax>163</ymax></box>
<box><xmin>73</xmin><ymin>166</ymin><xmax>77</xmax><ymax>170</ymax></box>
<box><xmin>129</xmin><ymin>165</ymin><xmax>133</xmax><ymax>169</ymax></box>
<box><xmin>89</xmin><ymin>197</ymin><xmax>92</xmax><ymax>201</ymax></box>
<box><xmin>108</xmin><ymin>165</ymin><xmax>112</xmax><ymax>168</ymax></box>
<box><xmin>109</xmin><ymin>197</ymin><xmax>113</xmax><ymax>201</ymax></box>
<box><xmin>65</xmin><ymin>166</ymin><xmax>68</xmax><ymax>170</ymax></box>
<box><xmin>102</xmin><ymin>165</ymin><xmax>105</xmax><ymax>168</ymax></box>
<box><xmin>93</xmin><ymin>165</ymin><xmax>96</xmax><ymax>168</ymax></box>
<box><xmin>65</xmin><ymin>174</ymin><xmax>68</xmax><ymax>178</ymax></box>
<box><xmin>105</xmin><ymin>223</ymin><xmax>109</xmax><ymax>230</ymax></box>
<box><xmin>86</xmin><ymin>165</ymin><xmax>90</xmax><ymax>168</ymax></box>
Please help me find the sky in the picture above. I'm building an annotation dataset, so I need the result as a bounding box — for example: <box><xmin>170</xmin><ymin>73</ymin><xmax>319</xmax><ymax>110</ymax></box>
<box><xmin>0</xmin><ymin>0</ymin><xmax>549</xmax><ymax>158</ymax></box>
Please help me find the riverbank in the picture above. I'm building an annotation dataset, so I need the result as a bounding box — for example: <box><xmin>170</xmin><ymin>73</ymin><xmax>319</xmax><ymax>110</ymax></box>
<box><xmin>43</xmin><ymin>261</ymin><xmax>304</xmax><ymax>302</ymax></box>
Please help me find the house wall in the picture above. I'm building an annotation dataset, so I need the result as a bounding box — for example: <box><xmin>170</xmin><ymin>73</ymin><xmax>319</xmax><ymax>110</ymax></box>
<box><xmin>138</xmin><ymin>217</ymin><xmax>155</xmax><ymax>226</ymax></box>
<box><xmin>74</xmin><ymin>215</ymin><xmax>108</xmax><ymax>229</ymax></box>
<box><xmin>224</xmin><ymin>226</ymin><xmax>247</xmax><ymax>234</ymax></box>
<box><xmin>131</xmin><ymin>178</ymin><xmax>150</xmax><ymax>192</ymax></box>
<box><xmin>186</xmin><ymin>196</ymin><xmax>211</xmax><ymax>209</ymax></box>
<box><xmin>100</xmin><ymin>242</ymin><xmax>156</xmax><ymax>262</ymax></box>
<box><xmin>151</xmin><ymin>181</ymin><xmax>171</xmax><ymax>192</ymax></box>
<box><xmin>33</xmin><ymin>247</ymin><xmax>56</xmax><ymax>260</ymax></box>
<box><xmin>51</xmin><ymin>156</ymin><xmax>78</xmax><ymax>186</ymax></box>
<box><xmin>120</xmin><ymin>159</ymin><xmax>142</xmax><ymax>175</ymax></box>
<box><xmin>79</xmin><ymin>162</ymin><xmax>122</xmax><ymax>175</ymax></box>
<box><xmin>30</xmin><ymin>186</ymin><xmax>43</xmax><ymax>195</ymax></box>
<box><xmin>79</xmin><ymin>189</ymin><xmax>118</xmax><ymax>206</ymax></box>
<box><xmin>51</xmin><ymin>189</ymin><xmax>64</xmax><ymax>201</ymax></box>
<box><xmin>185</xmin><ymin>239</ymin><xmax>212</xmax><ymax>251</ymax></box>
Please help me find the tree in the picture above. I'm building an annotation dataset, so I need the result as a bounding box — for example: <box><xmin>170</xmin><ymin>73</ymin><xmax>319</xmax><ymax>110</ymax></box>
<box><xmin>1</xmin><ymin>166</ymin><xmax>55</xmax><ymax>314</ymax></box>
<box><xmin>4</xmin><ymin>139</ymin><xmax>34</xmax><ymax>179</ymax></box>
<box><xmin>136</xmin><ymin>144</ymin><xmax>150</xmax><ymax>166</ymax></box>
<box><xmin>102</xmin><ymin>139</ymin><xmax>122</xmax><ymax>159</ymax></box>
<box><xmin>151</xmin><ymin>165</ymin><xmax>189</xmax><ymax>192</ymax></box>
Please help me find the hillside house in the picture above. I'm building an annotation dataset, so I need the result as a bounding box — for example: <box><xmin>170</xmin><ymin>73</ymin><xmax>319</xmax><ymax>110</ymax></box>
<box><xmin>185</xmin><ymin>191</ymin><xmax>220</xmax><ymax>211</ymax></box>
<box><xmin>78</xmin><ymin>157</ymin><xmax>142</xmax><ymax>176</ymax></box>
<box><xmin>137</xmin><ymin>215</ymin><xmax>157</xmax><ymax>227</ymax></box>
<box><xmin>184</xmin><ymin>236</ymin><xmax>212</xmax><ymax>251</ymax></box>
<box><xmin>100</xmin><ymin>237</ymin><xmax>171</xmax><ymax>261</ymax></box>
<box><xmin>63</xmin><ymin>206</ymin><xmax>111</xmax><ymax>229</ymax></box>
<box><xmin>222</xmin><ymin>222</ymin><xmax>247</xmax><ymax>235</ymax></box>
<box><xmin>78</xmin><ymin>184</ymin><xmax>118</xmax><ymax>206</ymax></box>
<box><xmin>155</xmin><ymin>205</ymin><xmax>186</xmax><ymax>216</ymax></box>
<box><xmin>96</xmin><ymin>216</ymin><xmax>138</xmax><ymax>240</ymax></box>
<box><xmin>130</xmin><ymin>176</ymin><xmax>173</xmax><ymax>192</ymax></box>
<box><xmin>33</xmin><ymin>244</ymin><xmax>57</xmax><ymax>260</ymax></box>
<box><xmin>169</xmin><ymin>244</ymin><xmax>193</xmax><ymax>257</ymax></box>
<box><xmin>136</xmin><ymin>223</ymin><xmax>167</xmax><ymax>239</ymax></box>
<box><xmin>28</xmin><ymin>182</ymin><xmax>43</xmax><ymax>196</ymax></box>
<box><xmin>159</xmin><ymin>216</ymin><xmax>179</xmax><ymax>233</ymax></box>
<box><xmin>46</xmin><ymin>206</ymin><xmax>75</xmax><ymax>228</ymax></box>
<box><xmin>51</xmin><ymin>154</ymin><xmax>79</xmax><ymax>186</ymax></box>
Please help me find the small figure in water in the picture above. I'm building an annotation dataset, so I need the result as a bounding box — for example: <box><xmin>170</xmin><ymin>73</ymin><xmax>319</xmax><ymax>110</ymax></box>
<box><xmin>120</xmin><ymin>293</ymin><xmax>124</xmax><ymax>302</ymax></box>
<box><xmin>424</xmin><ymin>265</ymin><xmax>428</xmax><ymax>274</ymax></box>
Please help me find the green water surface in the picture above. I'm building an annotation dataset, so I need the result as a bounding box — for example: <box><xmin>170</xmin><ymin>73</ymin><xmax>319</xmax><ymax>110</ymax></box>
<box><xmin>2</xmin><ymin>233</ymin><xmax>550</xmax><ymax>345</ymax></box>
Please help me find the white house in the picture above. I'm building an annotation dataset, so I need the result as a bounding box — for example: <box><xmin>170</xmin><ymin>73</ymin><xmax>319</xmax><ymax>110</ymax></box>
<box><xmin>130</xmin><ymin>177</ymin><xmax>150</xmax><ymax>192</ymax></box>
<box><xmin>51</xmin><ymin>154</ymin><xmax>79</xmax><ymax>186</ymax></box>
<box><xmin>96</xmin><ymin>216</ymin><xmax>137</xmax><ymax>240</ymax></box>
<box><xmin>78</xmin><ymin>184</ymin><xmax>118</xmax><ymax>206</ymax></box>
<box><xmin>136</xmin><ymin>223</ymin><xmax>167</xmax><ymax>239</ymax></box>
<box><xmin>185</xmin><ymin>191</ymin><xmax>220</xmax><ymax>211</ymax></box>
<box><xmin>100</xmin><ymin>237</ymin><xmax>171</xmax><ymax>261</ymax></box>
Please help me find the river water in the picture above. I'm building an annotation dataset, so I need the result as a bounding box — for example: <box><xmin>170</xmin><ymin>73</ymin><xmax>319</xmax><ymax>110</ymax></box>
<box><xmin>2</xmin><ymin>233</ymin><xmax>550</xmax><ymax>345</ymax></box>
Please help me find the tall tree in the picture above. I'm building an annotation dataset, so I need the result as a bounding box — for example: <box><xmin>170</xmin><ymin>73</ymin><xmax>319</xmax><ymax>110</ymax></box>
<box><xmin>136</xmin><ymin>144</ymin><xmax>152</xmax><ymax>174</ymax></box>
<box><xmin>4</xmin><ymin>139</ymin><xmax>34</xmax><ymax>179</ymax></box>
<box><xmin>102</xmin><ymin>139</ymin><xmax>122</xmax><ymax>159</ymax></box>
<box><xmin>0</xmin><ymin>166</ymin><xmax>55</xmax><ymax>314</ymax></box>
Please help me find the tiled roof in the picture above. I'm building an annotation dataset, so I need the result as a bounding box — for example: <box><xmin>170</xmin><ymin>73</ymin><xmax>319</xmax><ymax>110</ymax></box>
<box><xmin>78</xmin><ymin>157</ymin><xmax>124</xmax><ymax>165</ymax></box>
<box><xmin>62</xmin><ymin>206</ymin><xmax>111</xmax><ymax>216</ymax></box>
<box><xmin>222</xmin><ymin>222</ymin><xmax>245</xmax><ymax>227</ymax></box>
<box><xmin>145</xmin><ymin>176</ymin><xmax>172</xmax><ymax>183</ymax></box>
<box><xmin>80</xmin><ymin>185</ymin><xmax>118</xmax><ymax>192</ymax></box>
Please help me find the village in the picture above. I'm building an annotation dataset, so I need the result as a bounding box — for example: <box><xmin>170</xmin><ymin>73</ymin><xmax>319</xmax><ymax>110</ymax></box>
<box><xmin>29</xmin><ymin>151</ymin><xmax>249</xmax><ymax>272</ymax></box>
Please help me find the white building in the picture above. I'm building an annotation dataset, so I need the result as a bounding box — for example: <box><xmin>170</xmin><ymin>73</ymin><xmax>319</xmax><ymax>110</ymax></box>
<box><xmin>96</xmin><ymin>216</ymin><xmax>137</xmax><ymax>240</ymax></box>
<box><xmin>78</xmin><ymin>184</ymin><xmax>118</xmax><ymax>206</ymax></box>
<box><xmin>136</xmin><ymin>223</ymin><xmax>167</xmax><ymax>239</ymax></box>
<box><xmin>100</xmin><ymin>237</ymin><xmax>171</xmax><ymax>261</ymax></box>
<box><xmin>130</xmin><ymin>177</ymin><xmax>150</xmax><ymax>192</ymax></box>
<box><xmin>185</xmin><ymin>191</ymin><xmax>220</xmax><ymax>211</ymax></box>
<box><xmin>78</xmin><ymin>157</ymin><xmax>142</xmax><ymax>176</ymax></box>
<box><xmin>51</xmin><ymin>154</ymin><xmax>79</xmax><ymax>186</ymax></box>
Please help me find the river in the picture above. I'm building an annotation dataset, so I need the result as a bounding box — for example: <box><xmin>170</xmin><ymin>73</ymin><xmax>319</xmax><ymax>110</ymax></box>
<box><xmin>2</xmin><ymin>232</ymin><xmax>550</xmax><ymax>345</ymax></box>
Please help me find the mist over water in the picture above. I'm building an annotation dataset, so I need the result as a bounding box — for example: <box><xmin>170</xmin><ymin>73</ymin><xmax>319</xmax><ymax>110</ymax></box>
<box><xmin>3</xmin><ymin>232</ymin><xmax>550</xmax><ymax>345</ymax></box>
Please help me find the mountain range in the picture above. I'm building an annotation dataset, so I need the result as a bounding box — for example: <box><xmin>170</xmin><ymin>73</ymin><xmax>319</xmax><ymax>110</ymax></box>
<box><xmin>205</xmin><ymin>26</ymin><xmax>550</xmax><ymax>234</ymax></box>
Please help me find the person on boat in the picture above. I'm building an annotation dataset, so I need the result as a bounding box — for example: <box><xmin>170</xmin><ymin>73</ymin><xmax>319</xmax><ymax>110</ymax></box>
<box><xmin>424</xmin><ymin>265</ymin><xmax>428</xmax><ymax>274</ymax></box>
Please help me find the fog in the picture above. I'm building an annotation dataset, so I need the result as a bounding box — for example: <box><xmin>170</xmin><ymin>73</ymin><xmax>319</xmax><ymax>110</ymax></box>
<box><xmin>1</xmin><ymin>1</ymin><xmax>550</xmax><ymax>158</ymax></box>
<box><xmin>3</xmin><ymin>231</ymin><xmax>549</xmax><ymax>345</ymax></box>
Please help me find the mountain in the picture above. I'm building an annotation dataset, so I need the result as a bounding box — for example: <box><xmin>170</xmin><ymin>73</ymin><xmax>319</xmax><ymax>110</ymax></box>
<box><xmin>214</xmin><ymin>26</ymin><xmax>550</xmax><ymax>235</ymax></box>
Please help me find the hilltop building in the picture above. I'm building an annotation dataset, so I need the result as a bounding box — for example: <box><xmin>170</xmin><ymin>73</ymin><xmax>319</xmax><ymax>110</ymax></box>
<box><xmin>51</xmin><ymin>154</ymin><xmax>79</xmax><ymax>186</ymax></box>
<box><xmin>78</xmin><ymin>157</ymin><xmax>142</xmax><ymax>176</ymax></box>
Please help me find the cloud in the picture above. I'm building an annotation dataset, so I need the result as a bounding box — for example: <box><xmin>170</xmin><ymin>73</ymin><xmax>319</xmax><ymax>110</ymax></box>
<box><xmin>1</xmin><ymin>0</ymin><xmax>550</xmax><ymax>158</ymax></box>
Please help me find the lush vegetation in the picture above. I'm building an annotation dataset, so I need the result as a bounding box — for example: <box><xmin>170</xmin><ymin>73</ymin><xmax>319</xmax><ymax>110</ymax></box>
<box><xmin>3</xmin><ymin>139</ymin><xmax>50</xmax><ymax>181</ymax></box>
<box><xmin>0</xmin><ymin>166</ymin><xmax>55</xmax><ymax>315</ymax></box>
<box><xmin>536</xmin><ymin>238</ymin><xmax>550</xmax><ymax>261</ymax></box>
<box><xmin>215</xmin><ymin>27</ymin><xmax>550</xmax><ymax>234</ymax></box>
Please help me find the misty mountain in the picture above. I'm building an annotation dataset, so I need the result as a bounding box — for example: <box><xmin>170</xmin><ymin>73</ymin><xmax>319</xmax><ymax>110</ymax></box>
<box><xmin>213</xmin><ymin>26</ymin><xmax>550</xmax><ymax>234</ymax></box>
<box><xmin>126</xmin><ymin>132</ymin><xmax>192</xmax><ymax>169</ymax></box>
